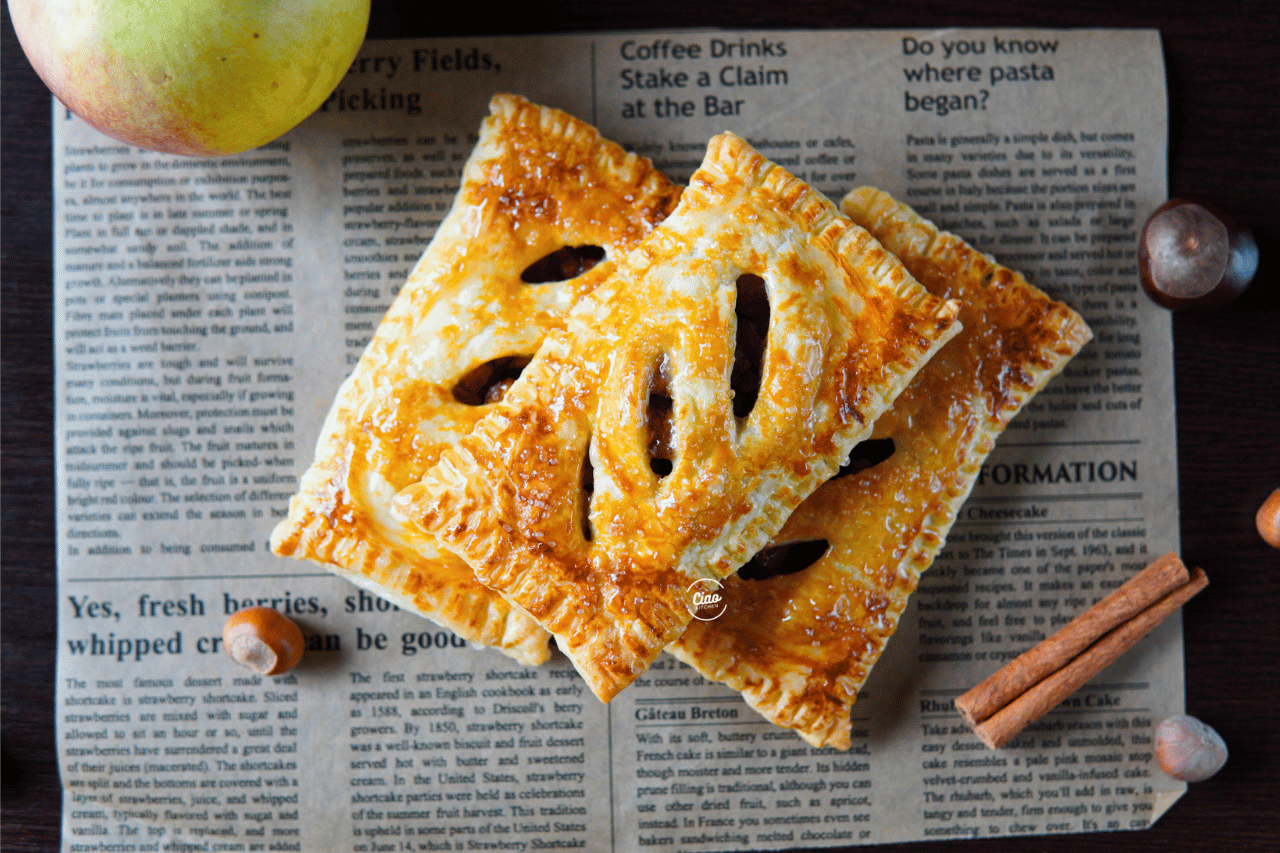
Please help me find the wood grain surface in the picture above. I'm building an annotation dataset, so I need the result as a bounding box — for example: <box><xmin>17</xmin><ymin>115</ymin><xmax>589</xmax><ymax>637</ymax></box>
<box><xmin>5</xmin><ymin>3</ymin><xmax>1278</xmax><ymax>851</ymax></box>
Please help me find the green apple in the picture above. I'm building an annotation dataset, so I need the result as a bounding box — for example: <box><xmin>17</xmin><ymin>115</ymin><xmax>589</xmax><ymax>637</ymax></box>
<box><xmin>10</xmin><ymin>0</ymin><xmax>371</xmax><ymax>156</ymax></box>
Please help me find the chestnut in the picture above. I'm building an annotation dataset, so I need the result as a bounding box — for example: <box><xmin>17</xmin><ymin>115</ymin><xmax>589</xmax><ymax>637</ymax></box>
<box><xmin>1257</xmin><ymin>488</ymin><xmax>1280</xmax><ymax>550</ymax></box>
<box><xmin>1138</xmin><ymin>198</ymin><xmax>1257</xmax><ymax>310</ymax></box>
<box><xmin>223</xmin><ymin>606</ymin><xmax>305</xmax><ymax>676</ymax></box>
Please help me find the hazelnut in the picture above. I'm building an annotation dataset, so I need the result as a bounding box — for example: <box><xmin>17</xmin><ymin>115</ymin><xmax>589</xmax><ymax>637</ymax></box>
<box><xmin>223</xmin><ymin>606</ymin><xmax>305</xmax><ymax>676</ymax></box>
<box><xmin>1154</xmin><ymin>714</ymin><xmax>1227</xmax><ymax>782</ymax></box>
<box><xmin>1257</xmin><ymin>488</ymin><xmax>1280</xmax><ymax>550</ymax></box>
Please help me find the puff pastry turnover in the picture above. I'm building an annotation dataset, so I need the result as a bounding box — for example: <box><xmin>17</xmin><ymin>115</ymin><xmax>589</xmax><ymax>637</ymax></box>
<box><xmin>396</xmin><ymin>140</ymin><xmax>962</xmax><ymax>701</ymax></box>
<box><xmin>668</xmin><ymin>187</ymin><xmax>1092</xmax><ymax>748</ymax></box>
<box><xmin>270</xmin><ymin>94</ymin><xmax>681</xmax><ymax>665</ymax></box>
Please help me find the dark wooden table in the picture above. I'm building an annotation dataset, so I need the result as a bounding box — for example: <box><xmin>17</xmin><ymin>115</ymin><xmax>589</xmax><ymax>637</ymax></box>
<box><xmin>5</xmin><ymin>2</ymin><xmax>1278</xmax><ymax>851</ymax></box>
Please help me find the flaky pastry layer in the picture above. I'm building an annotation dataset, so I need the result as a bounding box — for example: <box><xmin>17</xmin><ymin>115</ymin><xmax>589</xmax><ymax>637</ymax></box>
<box><xmin>397</xmin><ymin>142</ymin><xmax>961</xmax><ymax>700</ymax></box>
<box><xmin>669</xmin><ymin>187</ymin><xmax>1092</xmax><ymax>748</ymax></box>
<box><xmin>270</xmin><ymin>94</ymin><xmax>681</xmax><ymax>664</ymax></box>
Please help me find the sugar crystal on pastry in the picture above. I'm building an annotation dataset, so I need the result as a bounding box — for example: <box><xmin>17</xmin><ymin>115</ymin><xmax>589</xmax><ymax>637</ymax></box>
<box><xmin>396</xmin><ymin>138</ymin><xmax>961</xmax><ymax>700</ymax></box>
<box><xmin>270</xmin><ymin>94</ymin><xmax>681</xmax><ymax>665</ymax></box>
<box><xmin>668</xmin><ymin>187</ymin><xmax>1092</xmax><ymax>748</ymax></box>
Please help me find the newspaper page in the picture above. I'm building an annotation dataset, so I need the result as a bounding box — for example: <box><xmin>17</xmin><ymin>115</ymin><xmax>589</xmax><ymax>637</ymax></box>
<box><xmin>54</xmin><ymin>28</ymin><xmax>1181</xmax><ymax>852</ymax></box>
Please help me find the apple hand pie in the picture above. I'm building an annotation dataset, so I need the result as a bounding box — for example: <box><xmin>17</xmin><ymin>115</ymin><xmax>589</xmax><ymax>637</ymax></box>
<box><xmin>269</xmin><ymin>94</ymin><xmax>681</xmax><ymax>665</ymax></box>
<box><xmin>668</xmin><ymin>186</ymin><xmax>1092</xmax><ymax>748</ymax></box>
<box><xmin>396</xmin><ymin>138</ymin><xmax>961</xmax><ymax>701</ymax></box>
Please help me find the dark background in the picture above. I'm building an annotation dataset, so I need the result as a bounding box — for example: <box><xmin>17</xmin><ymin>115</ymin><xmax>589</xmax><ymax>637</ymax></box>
<box><xmin>5</xmin><ymin>2</ymin><xmax>1278</xmax><ymax>851</ymax></box>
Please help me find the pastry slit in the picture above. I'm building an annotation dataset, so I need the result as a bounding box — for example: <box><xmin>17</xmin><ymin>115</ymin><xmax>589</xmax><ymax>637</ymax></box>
<box><xmin>738</xmin><ymin>539</ymin><xmax>830</xmax><ymax>581</ymax></box>
<box><xmin>834</xmin><ymin>436</ymin><xmax>897</xmax><ymax>479</ymax></box>
<box><xmin>521</xmin><ymin>244</ymin><xmax>606</xmax><ymax>284</ymax></box>
<box><xmin>730</xmin><ymin>272</ymin><xmax>769</xmax><ymax>421</ymax></box>
<box><xmin>645</xmin><ymin>353</ymin><xmax>676</xmax><ymax>478</ymax></box>
<box><xmin>579</xmin><ymin>438</ymin><xmax>596</xmax><ymax>543</ymax></box>
<box><xmin>451</xmin><ymin>355</ymin><xmax>533</xmax><ymax>406</ymax></box>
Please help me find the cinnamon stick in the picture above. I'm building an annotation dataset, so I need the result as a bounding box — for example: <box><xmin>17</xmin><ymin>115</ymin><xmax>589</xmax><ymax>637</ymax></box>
<box><xmin>971</xmin><ymin>567</ymin><xmax>1207</xmax><ymax>748</ymax></box>
<box><xmin>956</xmin><ymin>551</ymin><xmax>1190</xmax><ymax>728</ymax></box>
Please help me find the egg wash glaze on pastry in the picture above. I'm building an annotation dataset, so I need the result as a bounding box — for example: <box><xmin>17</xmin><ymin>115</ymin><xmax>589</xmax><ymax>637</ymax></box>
<box><xmin>668</xmin><ymin>187</ymin><xmax>1091</xmax><ymax>749</ymax></box>
<box><xmin>270</xmin><ymin>95</ymin><xmax>681</xmax><ymax>665</ymax></box>
<box><xmin>397</xmin><ymin>134</ymin><xmax>962</xmax><ymax>702</ymax></box>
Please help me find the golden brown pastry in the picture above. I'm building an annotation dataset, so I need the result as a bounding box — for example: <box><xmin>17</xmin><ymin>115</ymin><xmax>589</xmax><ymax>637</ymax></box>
<box><xmin>269</xmin><ymin>94</ymin><xmax>681</xmax><ymax>664</ymax></box>
<box><xmin>396</xmin><ymin>142</ymin><xmax>961</xmax><ymax>700</ymax></box>
<box><xmin>668</xmin><ymin>187</ymin><xmax>1092</xmax><ymax>748</ymax></box>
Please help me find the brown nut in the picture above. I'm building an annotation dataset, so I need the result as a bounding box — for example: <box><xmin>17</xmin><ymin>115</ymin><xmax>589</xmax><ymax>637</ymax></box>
<box><xmin>1138</xmin><ymin>198</ymin><xmax>1257</xmax><ymax>310</ymax></box>
<box><xmin>223</xmin><ymin>606</ymin><xmax>304</xmax><ymax>676</ymax></box>
<box><xmin>1154</xmin><ymin>714</ymin><xmax>1227</xmax><ymax>782</ymax></box>
<box><xmin>1257</xmin><ymin>488</ymin><xmax>1280</xmax><ymax>550</ymax></box>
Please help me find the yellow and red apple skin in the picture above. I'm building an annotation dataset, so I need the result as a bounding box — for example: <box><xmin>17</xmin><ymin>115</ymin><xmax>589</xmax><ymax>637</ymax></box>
<box><xmin>10</xmin><ymin>0</ymin><xmax>371</xmax><ymax>157</ymax></box>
